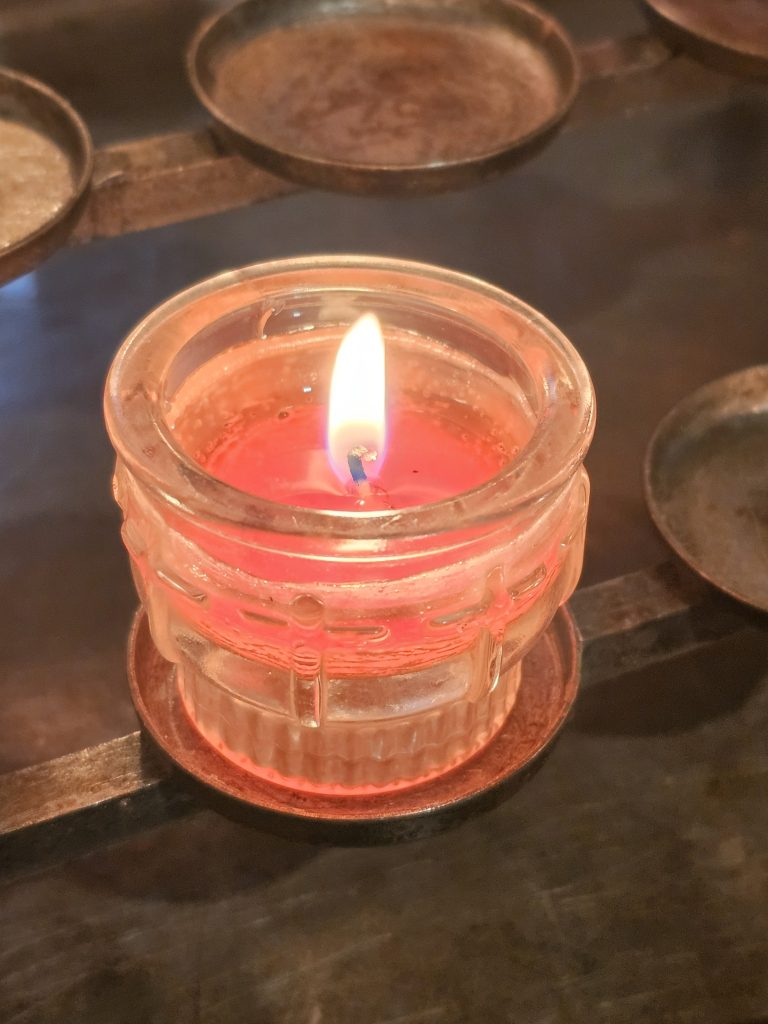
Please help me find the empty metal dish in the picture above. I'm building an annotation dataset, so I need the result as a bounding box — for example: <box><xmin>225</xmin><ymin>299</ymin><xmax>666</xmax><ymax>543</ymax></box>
<box><xmin>187</xmin><ymin>0</ymin><xmax>579</xmax><ymax>195</ymax></box>
<box><xmin>645</xmin><ymin>366</ymin><xmax>768</xmax><ymax>612</ymax></box>
<box><xmin>0</xmin><ymin>68</ymin><xmax>93</xmax><ymax>283</ymax></box>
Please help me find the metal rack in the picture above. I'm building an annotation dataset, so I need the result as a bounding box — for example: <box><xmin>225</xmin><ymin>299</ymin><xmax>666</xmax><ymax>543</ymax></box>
<box><xmin>70</xmin><ymin>34</ymin><xmax>675</xmax><ymax>243</ymax></box>
<box><xmin>1</xmin><ymin>22</ymin><xmax>766</xmax><ymax>878</ymax></box>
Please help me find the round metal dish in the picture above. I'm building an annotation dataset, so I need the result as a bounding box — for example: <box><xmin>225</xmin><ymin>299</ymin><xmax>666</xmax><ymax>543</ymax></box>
<box><xmin>645</xmin><ymin>365</ymin><xmax>768</xmax><ymax>612</ymax></box>
<box><xmin>129</xmin><ymin>605</ymin><xmax>580</xmax><ymax>843</ymax></box>
<box><xmin>0</xmin><ymin>68</ymin><xmax>93</xmax><ymax>284</ymax></box>
<box><xmin>641</xmin><ymin>0</ymin><xmax>768</xmax><ymax>77</ymax></box>
<box><xmin>187</xmin><ymin>0</ymin><xmax>579</xmax><ymax>195</ymax></box>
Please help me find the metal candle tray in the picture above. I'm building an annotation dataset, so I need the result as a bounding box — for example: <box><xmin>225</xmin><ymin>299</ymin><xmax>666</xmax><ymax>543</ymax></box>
<box><xmin>1</xmin><ymin>0</ymin><xmax>767</xmax><ymax>880</ymax></box>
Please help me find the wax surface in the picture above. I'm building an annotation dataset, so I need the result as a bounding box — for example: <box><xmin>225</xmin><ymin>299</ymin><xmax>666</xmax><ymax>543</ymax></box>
<box><xmin>200</xmin><ymin>403</ymin><xmax>511</xmax><ymax>510</ymax></box>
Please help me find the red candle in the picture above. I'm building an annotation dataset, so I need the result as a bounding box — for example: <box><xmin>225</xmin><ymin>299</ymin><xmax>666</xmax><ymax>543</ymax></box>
<box><xmin>172</xmin><ymin>313</ymin><xmax>532</xmax><ymax>516</ymax></box>
<box><xmin>203</xmin><ymin>403</ymin><xmax>506</xmax><ymax>509</ymax></box>
<box><xmin>200</xmin><ymin>305</ymin><xmax>513</xmax><ymax>510</ymax></box>
<box><xmin>108</xmin><ymin>257</ymin><xmax>594</xmax><ymax>795</ymax></box>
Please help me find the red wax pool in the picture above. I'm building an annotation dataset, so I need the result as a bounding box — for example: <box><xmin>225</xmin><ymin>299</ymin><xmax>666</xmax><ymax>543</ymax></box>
<box><xmin>199</xmin><ymin>402</ymin><xmax>511</xmax><ymax>510</ymax></box>
<box><xmin>170</xmin><ymin>325</ymin><xmax>533</xmax><ymax>512</ymax></box>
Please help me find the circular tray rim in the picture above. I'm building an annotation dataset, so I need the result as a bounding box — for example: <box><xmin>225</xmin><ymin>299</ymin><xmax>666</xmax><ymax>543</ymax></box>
<box><xmin>641</xmin><ymin>0</ymin><xmax>768</xmax><ymax>77</ymax></box>
<box><xmin>185</xmin><ymin>0</ymin><xmax>580</xmax><ymax>195</ymax></box>
<box><xmin>644</xmin><ymin>364</ymin><xmax>768</xmax><ymax>613</ymax></box>
<box><xmin>0</xmin><ymin>66</ymin><xmax>94</xmax><ymax>283</ymax></box>
<box><xmin>129</xmin><ymin>604</ymin><xmax>581</xmax><ymax>842</ymax></box>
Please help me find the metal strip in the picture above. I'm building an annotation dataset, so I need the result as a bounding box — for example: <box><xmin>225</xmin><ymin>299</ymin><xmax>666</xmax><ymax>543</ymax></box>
<box><xmin>572</xmin><ymin>560</ymin><xmax>761</xmax><ymax>686</ymax></box>
<box><xmin>71</xmin><ymin>128</ymin><xmax>300</xmax><ymax>243</ymax></box>
<box><xmin>0</xmin><ymin>733</ymin><xmax>193</xmax><ymax>882</ymax></box>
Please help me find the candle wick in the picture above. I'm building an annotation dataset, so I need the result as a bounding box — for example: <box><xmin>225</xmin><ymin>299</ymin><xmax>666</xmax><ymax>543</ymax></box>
<box><xmin>347</xmin><ymin>445</ymin><xmax>393</xmax><ymax>509</ymax></box>
<box><xmin>348</xmin><ymin>444</ymin><xmax>374</xmax><ymax>483</ymax></box>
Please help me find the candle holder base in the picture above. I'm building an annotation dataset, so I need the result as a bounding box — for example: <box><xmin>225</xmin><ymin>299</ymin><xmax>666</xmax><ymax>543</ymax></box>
<box><xmin>128</xmin><ymin>606</ymin><xmax>580</xmax><ymax>843</ymax></box>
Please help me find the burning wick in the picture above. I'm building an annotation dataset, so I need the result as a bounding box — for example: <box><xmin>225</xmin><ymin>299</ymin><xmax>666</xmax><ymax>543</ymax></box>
<box><xmin>347</xmin><ymin>445</ymin><xmax>377</xmax><ymax>487</ymax></box>
<box><xmin>347</xmin><ymin>445</ymin><xmax>391</xmax><ymax>506</ymax></box>
<box><xmin>329</xmin><ymin>314</ymin><xmax>392</xmax><ymax>508</ymax></box>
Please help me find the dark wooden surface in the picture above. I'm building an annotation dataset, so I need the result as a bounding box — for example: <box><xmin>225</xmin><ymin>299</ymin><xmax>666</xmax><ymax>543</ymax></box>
<box><xmin>1</xmin><ymin>0</ymin><xmax>767</xmax><ymax>1020</ymax></box>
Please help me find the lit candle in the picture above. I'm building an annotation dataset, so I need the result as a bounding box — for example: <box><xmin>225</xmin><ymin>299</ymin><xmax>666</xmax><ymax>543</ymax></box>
<box><xmin>197</xmin><ymin>311</ymin><xmax>514</xmax><ymax>513</ymax></box>
<box><xmin>106</xmin><ymin>257</ymin><xmax>594</xmax><ymax>795</ymax></box>
<box><xmin>327</xmin><ymin>311</ymin><xmax>387</xmax><ymax>504</ymax></box>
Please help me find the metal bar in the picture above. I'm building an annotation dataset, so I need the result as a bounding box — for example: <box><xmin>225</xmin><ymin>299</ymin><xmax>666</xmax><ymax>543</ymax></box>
<box><xmin>0</xmin><ymin>561</ymin><xmax>762</xmax><ymax>880</ymax></box>
<box><xmin>577</xmin><ymin>32</ymin><xmax>673</xmax><ymax>81</ymax></box>
<box><xmin>71</xmin><ymin>128</ymin><xmax>300</xmax><ymax>243</ymax></box>
<box><xmin>572</xmin><ymin>560</ymin><xmax>762</xmax><ymax>686</ymax></box>
<box><xmin>0</xmin><ymin>733</ymin><xmax>194</xmax><ymax>882</ymax></box>
<box><xmin>66</xmin><ymin>33</ymin><xmax>679</xmax><ymax>246</ymax></box>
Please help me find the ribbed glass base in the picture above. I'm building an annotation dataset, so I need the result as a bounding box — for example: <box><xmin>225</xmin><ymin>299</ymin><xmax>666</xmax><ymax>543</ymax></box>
<box><xmin>178</xmin><ymin>659</ymin><xmax>522</xmax><ymax>794</ymax></box>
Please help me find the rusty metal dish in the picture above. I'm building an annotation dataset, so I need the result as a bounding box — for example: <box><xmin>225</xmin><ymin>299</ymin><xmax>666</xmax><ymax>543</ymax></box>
<box><xmin>187</xmin><ymin>0</ymin><xmax>579</xmax><ymax>195</ymax></box>
<box><xmin>642</xmin><ymin>0</ymin><xmax>768</xmax><ymax>77</ymax></box>
<box><xmin>128</xmin><ymin>605</ymin><xmax>580</xmax><ymax>843</ymax></box>
<box><xmin>645</xmin><ymin>366</ymin><xmax>768</xmax><ymax>613</ymax></box>
<box><xmin>0</xmin><ymin>68</ymin><xmax>93</xmax><ymax>283</ymax></box>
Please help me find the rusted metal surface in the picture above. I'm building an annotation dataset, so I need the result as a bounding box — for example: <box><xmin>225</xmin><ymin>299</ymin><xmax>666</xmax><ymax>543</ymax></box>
<box><xmin>71</xmin><ymin>128</ymin><xmax>298</xmax><ymax>243</ymax></box>
<box><xmin>0</xmin><ymin>734</ymin><xmax>192</xmax><ymax>883</ymax></box>
<box><xmin>28</xmin><ymin>32</ymin><xmax>686</xmax><ymax>250</ymax></box>
<box><xmin>642</xmin><ymin>0</ymin><xmax>768</xmax><ymax>77</ymax></box>
<box><xmin>572</xmin><ymin>559</ymin><xmax>763</xmax><ymax>683</ymax></box>
<box><xmin>0</xmin><ymin>68</ymin><xmax>93</xmax><ymax>282</ymax></box>
<box><xmin>0</xmin><ymin>29</ymin><xmax>748</xmax><ymax>269</ymax></box>
<box><xmin>187</xmin><ymin>0</ymin><xmax>580</xmax><ymax>195</ymax></box>
<box><xmin>645</xmin><ymin>365</ymin><xmax>768</xmax><ymax>613</ymax></box>
<box><xmin>1</xmin><ymin>562</ymin><xmax>762</xmax><ymax>878</ymax></box>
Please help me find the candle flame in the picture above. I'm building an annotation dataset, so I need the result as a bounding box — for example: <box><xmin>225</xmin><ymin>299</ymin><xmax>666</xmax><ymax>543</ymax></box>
<box><xmin>327</xmin><ymin>313</ymin><xmax>386</xmax><ymax>484</ymax></box>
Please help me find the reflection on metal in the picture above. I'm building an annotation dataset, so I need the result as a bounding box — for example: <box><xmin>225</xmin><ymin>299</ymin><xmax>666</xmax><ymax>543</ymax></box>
<box><xmin>645</xmin><ymin>365</ymin><xmax>768</xmax><ymax>613</ymax></box>
<box><xmin>577</xmin><ymin>32</ymin><xmax>672</xmax><ymax>81</ymax></box>
<box><xmin>1</xmin><ymin>562</ymin><xmax>762</xmax><ymax>878</ymax></box>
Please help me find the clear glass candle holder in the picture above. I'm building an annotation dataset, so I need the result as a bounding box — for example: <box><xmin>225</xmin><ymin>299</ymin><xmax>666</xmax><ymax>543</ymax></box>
<box><xmin>105</xmin><ymin>256</ymin><xmax>595</xmax><ymax>795</ymax></box>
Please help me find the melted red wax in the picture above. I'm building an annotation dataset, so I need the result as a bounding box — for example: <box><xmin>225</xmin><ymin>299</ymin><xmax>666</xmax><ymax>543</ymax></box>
<box><xmin>201</xmin><ymin>404</ymin><xmax>509</xmax><ymax>509</ymax></box>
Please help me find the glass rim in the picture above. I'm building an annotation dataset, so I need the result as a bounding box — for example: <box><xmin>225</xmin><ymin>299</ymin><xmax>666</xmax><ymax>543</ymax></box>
<box><xmin>104</xmin><ymin>255</ymin><xmax>595</xmax><ymax>540</ymax></box>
